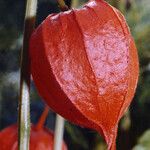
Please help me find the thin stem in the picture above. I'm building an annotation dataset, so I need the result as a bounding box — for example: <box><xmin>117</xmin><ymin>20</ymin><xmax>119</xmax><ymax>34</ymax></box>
<box><xmin>57</xmin><ymin>0</ymin><xmax>69</xmax><ymax>11</ymax></box>
<box><xmin>53</xmin><ymin>1</ymin><xmax>73</xmax><ymax>149</ymax></box>
<box><xmin>125</xmin><ymin>0</ymin><xmax>131</xmax><ymax>10</ymax></box>
<box><xmin>18</xmin><ymin>0</ymin><xmax>37</xmax><ymax>150</ymax></box>
<box><xmin>53</xmin><ymin>115</ymin><xmax>65</xmax><ymax>150</ymax></box>
<box><xmin>36</xmin><ymin>106</ymin><xmax>49</xmax><ymax>130</ymax></box>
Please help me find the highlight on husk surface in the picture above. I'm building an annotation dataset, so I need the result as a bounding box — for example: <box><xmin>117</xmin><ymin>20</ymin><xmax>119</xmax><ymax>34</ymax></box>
<box><xmin>29</xmin><ymin>0</ymin><xmax>139</xmax><ymax>149</ymax></box>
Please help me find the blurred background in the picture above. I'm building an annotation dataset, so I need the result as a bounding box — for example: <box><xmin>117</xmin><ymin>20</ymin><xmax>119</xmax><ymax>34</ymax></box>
<box><xmin>0</xmin><ymin>0</ymin><xmax>150</xmax><ymax>149</ymax></box>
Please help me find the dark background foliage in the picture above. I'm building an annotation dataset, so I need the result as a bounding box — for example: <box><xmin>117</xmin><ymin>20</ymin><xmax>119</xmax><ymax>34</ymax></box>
<box><xmin>0</xmin><ymin>0</ymin><xmax>150</xmax><ymax>149</ymax></box>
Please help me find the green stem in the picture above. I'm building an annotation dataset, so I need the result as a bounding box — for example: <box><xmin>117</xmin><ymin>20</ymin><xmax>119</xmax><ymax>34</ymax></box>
<box><xmin>57</xmin><ymin>0</ymin><xmax>69</xmax><ymax>11</ymax></box>
<box><xmin>18</xmin><ymin>0</ymin><xmax>37</xmax><ymax>150</ymax></box>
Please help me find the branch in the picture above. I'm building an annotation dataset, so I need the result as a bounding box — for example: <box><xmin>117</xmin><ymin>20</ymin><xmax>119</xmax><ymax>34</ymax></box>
<box><xmin>18</xmin><ymin>0</ymin><xmax>37</xmax><ymax>150</ymax></box>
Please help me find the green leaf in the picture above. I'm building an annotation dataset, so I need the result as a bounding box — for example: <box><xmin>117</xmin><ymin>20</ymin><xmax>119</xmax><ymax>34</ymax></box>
<box><xmin>133</xmin><ymin>130</ymin><xmax>150</xmax><ymax>150</ymax></box>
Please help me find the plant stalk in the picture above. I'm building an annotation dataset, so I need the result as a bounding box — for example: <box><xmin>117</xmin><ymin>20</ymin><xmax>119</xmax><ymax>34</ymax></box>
<box><xmin>18</xmin><ymin>0</ymin><xmax>37</xmax><ymax>150</ymax></box>
<box><xmin>53</xmin><ymin>1</ymin><xmax>73</xmax><ymax>150</ymax></box>
<box><xmin>57</xmin><ymin>0</ymin><xmax>69</xmax><ymax>11</ymax></box>
<box><xmin>36</xmin><ymin>106</ymin><xmax>49</xmax><ymax>130</ymax></box>
<box><xmin>53</xmin><ymin>115</ymin><xmax>65</xmax><ymax>150</ymax></box>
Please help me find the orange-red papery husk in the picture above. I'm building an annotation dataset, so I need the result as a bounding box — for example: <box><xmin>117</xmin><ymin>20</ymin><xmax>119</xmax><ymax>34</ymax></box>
<box><xmin>30</xmin><ymin>0</ymin><xmax>139</xmax><ymax>149</ymax></box>
<box><xmin>0</xmin><ymin>124</ymin><xmax>67</xmax><ymax>150</ymax></box>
